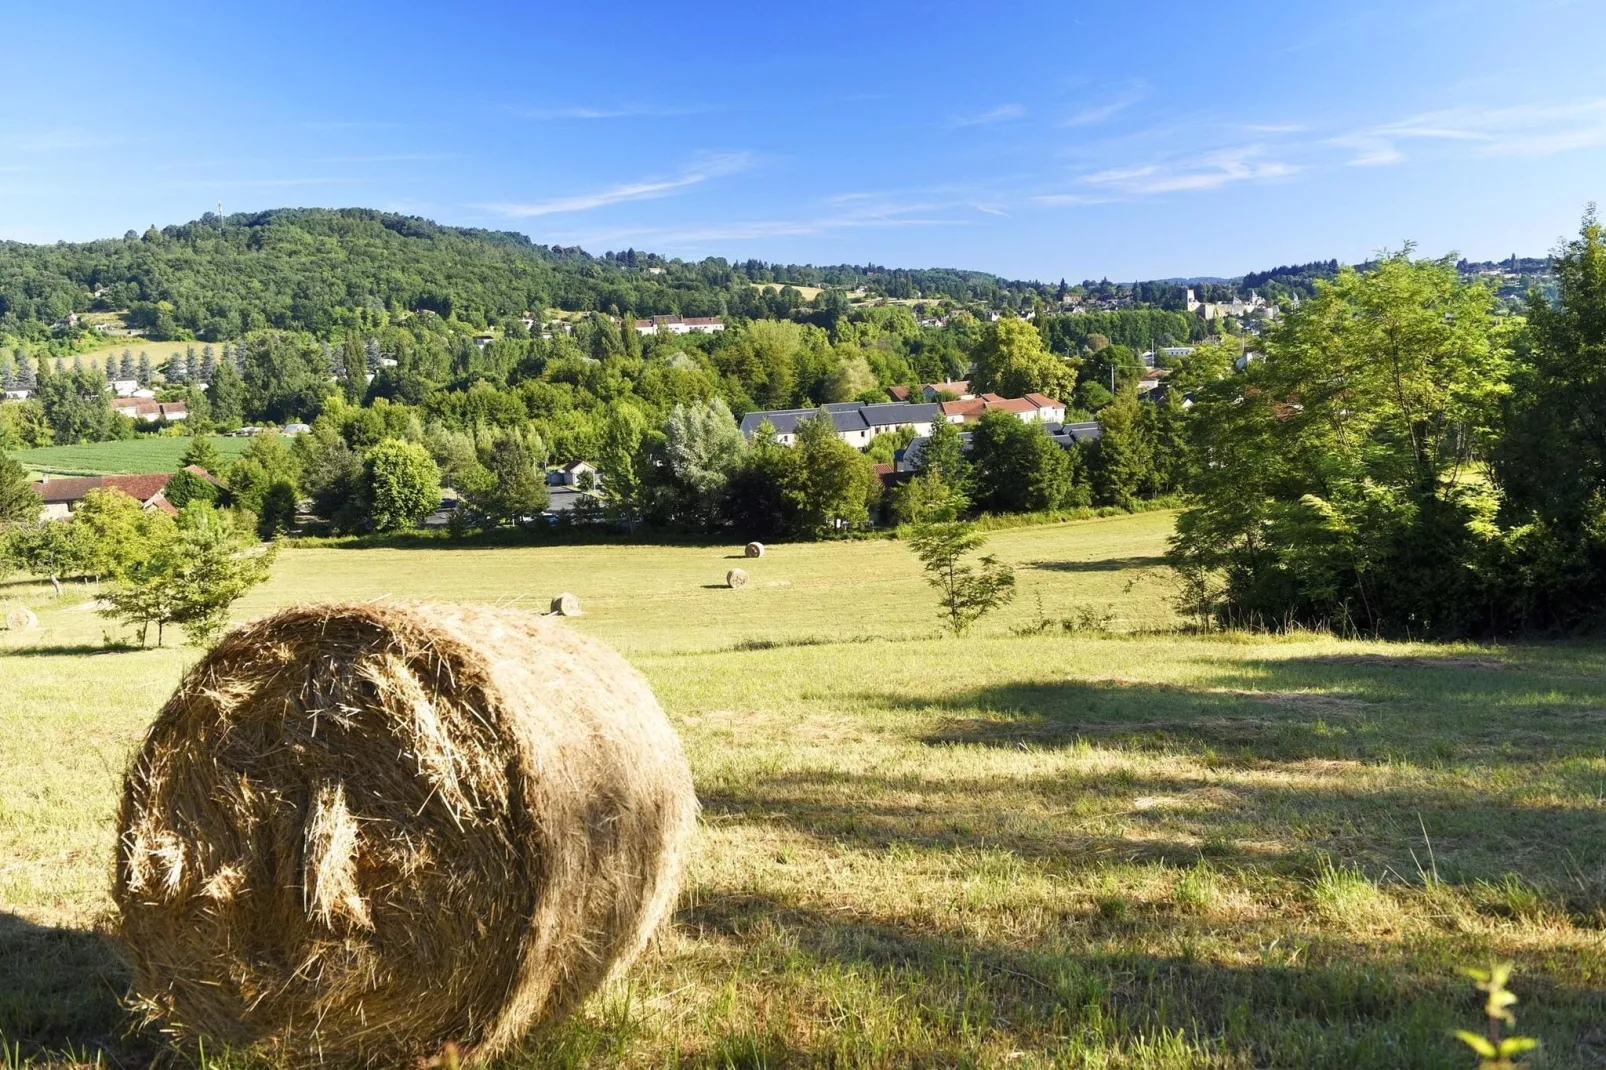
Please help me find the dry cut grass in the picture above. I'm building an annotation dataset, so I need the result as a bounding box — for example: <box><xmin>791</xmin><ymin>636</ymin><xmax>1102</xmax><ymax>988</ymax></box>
<box><xmin>2</xmin><ymin>511</ymin><xmax>1605</xmax><ymax>1067</ymax></box>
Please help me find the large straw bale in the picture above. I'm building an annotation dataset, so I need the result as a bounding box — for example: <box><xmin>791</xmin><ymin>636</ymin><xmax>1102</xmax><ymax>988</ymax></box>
<box><xmin>4</xmin><ymin>606</ymin><xmax>37</xmax><ymax>631</ymax></box>
<box><xmin>725</xmin><ymin>568</ymin><xmax>748</xmax><ymax>589</ymax></box>
<box><xmin>744</xmin><ymin>542</ymin><xmax>765</xmax><ymax>559</ymax></box>
<box><xmin>113</xmin><ymin>602</ymin><xmax>697</xmax><ymax>1066</ymax></box>
<box><xmin>549</xmin><ymin>592</ymin><xmax>582</xmax><ymax>616</ymax></box>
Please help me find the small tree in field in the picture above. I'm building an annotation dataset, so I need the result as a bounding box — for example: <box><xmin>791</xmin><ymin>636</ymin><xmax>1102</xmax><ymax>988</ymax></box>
<box><xmin>100</xmin><ymin>502</ymin><xmax>276</xmax><ymax>646</ymax></box>
<box><xmin>907</xmin><ymin>520</ymin><xmax>1016</xmax><ymax>635</ymax></box>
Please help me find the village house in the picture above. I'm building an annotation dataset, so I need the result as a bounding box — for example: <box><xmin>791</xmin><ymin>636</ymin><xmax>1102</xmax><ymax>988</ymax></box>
<box><xmin>739</xmin><ymin>401</ymin><xmax>942</xmax><ymax>447</ymax></box>
<box><xmin>633</xmin><ymin>315</ymin><xmax>726</xmax><ymax>336</ymax></box>
<box><xmin>3</xmin><ymin>388</ymin><xmax>31</xmax><ymax>401</ymax></box>
<box><xmin>32</xmin><ymin>471</ymin><xmax>183</xmax><ymax>521</ymax></box>
<box><xmin>939</xmin><ymin>392</ymin><xmax>1065</xmax><ymax>425</ymax></box>
<box><xmin>109</xmin><ymin>378</ymin><xmax>141</xmax><ymax>397</ymax></box>
<box><xmin>112</xmin><ymin>398</ymin><xmax>188</xmax><ymax>423</ymax></box>
<box><xmin>550</xmin><ymin>460</ymin><xmax>600</xmax><ymax>487</ymax></box>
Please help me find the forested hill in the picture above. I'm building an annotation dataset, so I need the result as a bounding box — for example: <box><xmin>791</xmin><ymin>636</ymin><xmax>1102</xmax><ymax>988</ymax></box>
<box><xmin>0</xmin><ymin>208</ymin><xmax>1034</xmax><ymax>346</ymax></box>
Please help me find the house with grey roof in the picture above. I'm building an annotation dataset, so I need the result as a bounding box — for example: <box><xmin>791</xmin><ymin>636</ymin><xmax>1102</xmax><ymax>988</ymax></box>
<box><xmin>739</xmin><ymin>402</ymin><xmax>943</xmax><ymax>448</ymax></box>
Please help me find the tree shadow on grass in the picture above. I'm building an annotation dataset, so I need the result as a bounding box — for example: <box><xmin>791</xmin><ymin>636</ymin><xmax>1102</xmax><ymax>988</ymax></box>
<box><xmin>669</xmin><ymin>890</ymin><xmax>1606</xmax><ymax>1067</ymax></box>
<box><xmin>0</xmin><ymin>643</ymin><xmax>143</xmax><ymax>658</ymax></box>
<box><xmin>0</xmin><ymin>913</ymin><xmax>142</xmax><ymax>1065</ymax></box>
<box><xmin>1026</xmin><ymin>554</ymin><xmax>1168</xmax><ymax>573</ymax></box>
<box><xmin>847</xmin><ymin>651</ymin><xmax>1606</xmax><ymax>767</ymax></box>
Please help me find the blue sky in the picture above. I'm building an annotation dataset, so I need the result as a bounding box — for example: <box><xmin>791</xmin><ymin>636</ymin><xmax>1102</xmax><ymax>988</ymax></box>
<box><xmin>2</xmin><ymin>0</ymin><xmax>1604</xmax><ymax>281</ymax></box>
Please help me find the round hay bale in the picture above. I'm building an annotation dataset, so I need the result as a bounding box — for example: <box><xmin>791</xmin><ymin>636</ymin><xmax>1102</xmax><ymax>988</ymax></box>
<box><xmin>5</xmin><ymin>606</ymin><xmax>38</xmax><ymax>631</ymax></box>
<box><xmin>549</xmin><ymin>592</ymin><xmax>582</xmax><ymax>617</ymax></box>
<box><xmin>744</xmin><ymin>541</ymin><xmax>765</xmax><ymax>559</ymax></box>
<box><xmin>725</xmin><ymin>568</ymin><xmax>749</xmax><ymax>589</ymax></box>
<box><xmin>114</xmin><ymin>603</ymin><xmax>697</xmax><ymax>1066</ymax></box>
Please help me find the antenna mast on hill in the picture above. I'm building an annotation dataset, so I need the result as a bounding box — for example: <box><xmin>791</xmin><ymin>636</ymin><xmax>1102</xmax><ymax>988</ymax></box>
<box><xmin>218</xmin><ymin>201</ymin><xmax>224</xmax><ymax>234</ymax></box>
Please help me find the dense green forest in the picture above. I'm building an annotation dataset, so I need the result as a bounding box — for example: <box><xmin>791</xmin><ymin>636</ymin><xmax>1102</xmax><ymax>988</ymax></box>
<box><xmin>0</xmin><ymin>209</ymin><xmax>1066</xmax><ymax>346</ymax></box>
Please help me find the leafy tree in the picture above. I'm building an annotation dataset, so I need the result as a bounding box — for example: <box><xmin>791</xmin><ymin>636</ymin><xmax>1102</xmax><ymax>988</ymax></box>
<box><xmin>909</xmin><ymin>415</ymin><xmax>968</xmax><ymax>487</ymax></box>
<box><xmin>597</xmin><ymin>401</ymin><xmax>650</xmax><ymax>519</ymax></box>
<box><xmin>723</xmin><ymin>426</ymin><xmax>798</xmax><ymax>538</ymax></box>
<box><xmin>785</xmin><ymin>412</ymin><xmax>875</xmax><ymax>536</ymax></box>
<box><xmin>1092</xmin><ymin>394</ymin><xmax>1153</xmax><ymax>508</ymax></box>
<box><xmin>37</xmin><ymin>366</ymin><xmax>116</xmax><ymax>444</ymax></box>
<box><xmin>179</xmin><ymin>436</ymin><xmax>222</xmax><ymax>474</ymax></box>
<box><xmin>258</xmin><ymin>479</ymin><xmax>299</xmax><ymax>538</ymax></box>
<box><xmin>1489</xmin><ymin>211</ymin><xmax>1606</xmax><ymax>629</ymax></box>
<box><xmin>208</xmin><ymin>360</ymin><xmax>245</xmax><ymax>427</ymax></box>
<box><xmin>0</xmin><ymin>452</ymin><xmax>41</xmax><ymax>525</ymax></box>
<box><xmin>470</xmin><ymin>433</ymin><xmax>549</xmax><ymax>529</ymax></box>
<box><xmin>892</xmin><ymin>470</ymin><xmax>967</xmax><ymax>526</ymax></box>
<box><xmin>361</xmin><ymin>438</ymin><xmax>441</xmax><ymax>531</ymax></box>
<box><xmin>294</xmin><ymin>425</ymin><xmax>366</xmax><ymax>532</ymax></box>
<box><xmin>0</xmin><ymin>399</ymin><xmax>52</xmax><ymax>449</ymax></box>
<box><xmin>967</xmin><ymin>410</ymin><xmax>1081</xmax><ymax>514</ymax></box>
<box><xmin>240</xmin><ymin>333</ymin><xmax>333</xmax><ymax>423</ymax></box>
<box><xmin>227</xmin><ymin>432</ymin><xmax>301</xmax><ymax>516</ymax></box>
<box><xmin>971</xmin><ymin>317</ymin><xmax>1076</xmax><ymax>400</ymax></box>
<box><xmin>663</xmin><ymin>398</ymin><xmax>745</xmax><ymax>526</ymax></box>
<box><xmin>2</xmin><ymin>520</ymin><xmax>91</xmax><ymax>595</ymax></box>
<box><xmin>164</xmin><ymin>467</ymin><xmax>220</xmax><ymax>509</ymax></box>
<box><xmin>100</xmin><ymin>502</ymin><xmax>276</xmax><ymax>646</ymax></box>
<box><xmin>906</xmin><ymin>520</ymin><xmax>1016</xmax><ymax>635</ymax></box>
<box><xmin>1169</xmin><ymin>251</ymin><xmax>1509</xmax><ymax>636</ymax></box>
<box><xmin>72</xmin><ymin>487</ymin><xmax>159</xmax><ymax>577</ymax></box>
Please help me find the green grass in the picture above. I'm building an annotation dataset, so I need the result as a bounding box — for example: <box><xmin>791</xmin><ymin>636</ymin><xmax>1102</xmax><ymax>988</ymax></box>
<box><xmin>3</xmin><ymin>510</ymin><xmax>1605</xmax><ymax>1067</ymax></box>
<box><xmin>12</xmin><ymin>437</ymin><xmax>250</xmax><ymax>477</ymax></box>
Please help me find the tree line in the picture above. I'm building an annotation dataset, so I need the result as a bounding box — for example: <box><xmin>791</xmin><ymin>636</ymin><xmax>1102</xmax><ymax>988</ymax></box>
<box><xmin>1169</xmin><ymin>214</ymin><xmax>1606</xmax><ymax>637</ymax></box>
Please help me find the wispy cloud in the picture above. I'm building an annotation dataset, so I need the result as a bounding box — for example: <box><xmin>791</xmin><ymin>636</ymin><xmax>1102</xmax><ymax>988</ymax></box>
<box><xmin>476</xmin><ymin>152</ymin><xmax>754</xmax><ymax>218</ymax></box>
<box><xmin>950</xmin><ymin>103</ymin><xmax>1026</xmax><ymax>128</ymax></box>
<box><xmin>1332</xmin><ymin>97</ymin><xmax>1606</xmax><ymax>166</ymax></box>
<box><xmin>1081</xmin><ymin>146</ymin><xmax>1300</xmax><ymax>195</ymax></box>
<box><xmin>1062</xmin><ymin>83</ymin><xmax>1147</xmax><ymax>127</ymax></box>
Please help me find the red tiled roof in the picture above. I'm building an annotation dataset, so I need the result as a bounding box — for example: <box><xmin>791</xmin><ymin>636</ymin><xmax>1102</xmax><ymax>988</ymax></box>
<box><xmin>1023</xmin><ymin>393</ymin><xmax>1064</xmax><ymax>408</ymax></box>
<box><xmin>887</xmin><ymin>385</ymin><xmax>913</xmax><ymax>402</ymax></box>
<box><xmin>183</xmin><ymin>464</ymin><xmax>227</xmax><ymax>488</ymax></box>
<box><xmin>940</xmin><ymin>399</ymin><xmax>985</xmax><ymax>419</ymax></box>
<box><xmin>32</xmin><ymin>473</ymin><xmax>172</xmax><ymax>506</ymax></box>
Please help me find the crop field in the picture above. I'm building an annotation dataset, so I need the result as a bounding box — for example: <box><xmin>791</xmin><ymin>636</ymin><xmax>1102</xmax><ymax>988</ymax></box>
<box><xmin>2</xmin><ymin>511</ymin><xmax>1605</xmax><ymax>1067</ymax></box>
<box><xmin>12</xmin><ymin>437</ymin><xmax>251</xmax><ymax>477</ymax></box>
<box><xmin>44</xmin><ymin>337</ymin><xmax>200</xmax><ymax>373</ymax></box>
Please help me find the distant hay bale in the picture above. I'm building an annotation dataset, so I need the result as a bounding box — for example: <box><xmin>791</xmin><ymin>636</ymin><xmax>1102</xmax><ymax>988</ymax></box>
<box><xmin>113</xmin><ymin>602</ymin><xmax>697</xmax><ymax>1066</ymax></box>
<box><xmin>549</xmin><ymin>592</ymin><xmax>582</xmax><ymax>616</ymax></box>
<box><xmin>725</xmin><ymin>568</ymin><xmax>749</xmax><ymax>589</ymax></box>
<box><xmin>4</xmin><ymin>606</ymin><xmax>37</xmax><ymax>631</ymax></box>
<box><xmin>744</xmin><ymin>542</ymin><xmax>765</xmax><ymax>558</ymax></box>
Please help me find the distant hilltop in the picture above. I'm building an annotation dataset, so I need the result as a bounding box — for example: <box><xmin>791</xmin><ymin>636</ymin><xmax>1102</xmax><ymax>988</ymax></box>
<box><xmin>0</xmin><ymin>207</ymin><xmax>1553</xmax><ymax>346</ymax></box>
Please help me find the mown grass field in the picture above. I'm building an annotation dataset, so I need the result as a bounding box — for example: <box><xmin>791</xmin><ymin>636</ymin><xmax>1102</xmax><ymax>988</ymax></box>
<box><xmin>2</xmin><ymin>511</ymin><xmax>1605</xmax><ymax>1067</ymax></box>
<box><xmin>13</xmin><ymin>437</ymin><xmax>251</xmax><ymax>477</ymax></box>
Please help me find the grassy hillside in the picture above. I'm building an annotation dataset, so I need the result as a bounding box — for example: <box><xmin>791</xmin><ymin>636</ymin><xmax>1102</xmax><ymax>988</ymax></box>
<box><xmin>13</xmin><ymin>436</ymin><xmax>250</xmax><ymax>476</ymax></box>
<box><xmin>3</xmin><ymin>513</ymin><xmax>1604</xmax><ymax>1067</ymax></box>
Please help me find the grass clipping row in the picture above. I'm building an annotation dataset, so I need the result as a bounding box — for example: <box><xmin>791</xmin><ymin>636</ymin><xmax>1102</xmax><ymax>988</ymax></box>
<box><xmin>113</xmin><ymin>602</ymin><xmax>698</xmax><ymax>1065</ymax></box>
